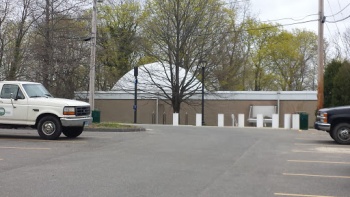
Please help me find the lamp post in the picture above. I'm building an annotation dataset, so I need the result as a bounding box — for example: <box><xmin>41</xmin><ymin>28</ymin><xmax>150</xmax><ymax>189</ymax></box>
<box><xmin>201</xmin><ymin>62</ymin><xmax>206</xmax><ymax>125</ymax></box>
<box><xmin>134</xmin><ymin>66</ymin><xmax>138</xmax><ymax>123</ymax></box>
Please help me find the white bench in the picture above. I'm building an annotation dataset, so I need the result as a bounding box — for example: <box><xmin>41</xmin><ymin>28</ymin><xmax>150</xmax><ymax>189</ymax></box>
<box><xmin>247</xmin><ymin>105</ymin><xmax>277</xmax><ymax>125</ymax></box>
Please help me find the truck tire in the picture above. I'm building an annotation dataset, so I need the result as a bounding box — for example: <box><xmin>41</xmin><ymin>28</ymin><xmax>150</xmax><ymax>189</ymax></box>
<box><xmin>328</xmin><ymin>131</ymin><xmax>335</xmax><ymax>140</ymax></box>
<box><xmin>37</xmin><ymin>115</ymin><xmax>62</xmax><ymax>140</ymax></box>
<box><xmin>332</xmin><ymin>123</ymin><xmax>350</xmax><ymax>144</ymax></box>
<box><xmin>62</xmin><ymin>127</ymin><xmax>84</xmax><ymax>138</ymax></box>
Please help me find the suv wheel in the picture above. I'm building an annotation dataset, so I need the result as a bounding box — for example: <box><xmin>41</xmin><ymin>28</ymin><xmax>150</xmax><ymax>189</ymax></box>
<box><xmin>328</xmin><ymin>131</ymin><xmax>335</xmax><ymax>139</ymax></box>
<box><xmin>332</xmin><ymin>123</ymin><xmax>350</xmax><ymax>144</ymax></box>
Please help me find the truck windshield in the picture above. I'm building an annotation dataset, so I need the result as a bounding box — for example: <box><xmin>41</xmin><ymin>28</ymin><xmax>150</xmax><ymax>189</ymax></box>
<box><xmin>23</xmin><ymin>84</ymin><xmax>53</xmax><ymax>98</ymax></box>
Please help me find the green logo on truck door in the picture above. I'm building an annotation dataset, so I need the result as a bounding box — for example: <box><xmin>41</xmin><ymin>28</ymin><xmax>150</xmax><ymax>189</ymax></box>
<box><xmin>0</xmin><ymin>107</ymin><xmax>5</xmax><ymax>116</ymax></box>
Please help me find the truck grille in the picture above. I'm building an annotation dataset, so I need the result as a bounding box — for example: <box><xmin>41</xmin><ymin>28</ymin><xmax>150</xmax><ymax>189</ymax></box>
<box><xmin>76</xmin><ymin>106</ymin><xmax>90</xmax><ymax>116</ymax></box>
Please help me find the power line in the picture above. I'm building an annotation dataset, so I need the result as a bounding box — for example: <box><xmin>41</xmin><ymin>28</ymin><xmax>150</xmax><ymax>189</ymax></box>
<box><xmin>325</xmin><ymin>2</ymin><xmax>350</xmax><ymax>17</ymax></box>
<box><xmin>259</xmin><ymin>14</ymin><xmax>318</xmax><ymax>23</ymax></box>
<box><xmin>264</xmin><ymin>19</ymin><xmax>318</xmax><ymax>28</ymax></box>
<box><xmin>326</xmin><ymin>0</ymin><xmax>345</xmax><ymax>46</ymax></box>
<box><xmin>326</xmin><ymin>14</ymin><xmax>350</xmax><ymax>23</ymax></box>
<box><xmin>194</xmin><ymin>19</ymin><xmax>319</xmax><ymax>37</ymax></box>
<box><xmin>337</xmin><ymin>0</ymin><xmax>348</xmax><ymax>31</ymax></box>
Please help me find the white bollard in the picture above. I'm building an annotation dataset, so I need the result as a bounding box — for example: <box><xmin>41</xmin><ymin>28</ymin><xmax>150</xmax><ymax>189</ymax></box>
<box><xmin>292</xmin><ymin>114</ymin><xmax>300</xmax><ymax>130</ymax></box>
<box><xmin>272</xmin><ymin>114</ymin><xmax>279</xmax><ymax>128</ymax></box>
<box><xmin>231</xmin><ymin>114</ymin><xmax>235</xmax><ymax>127</ymax></box>
<box><xmin>218</xmin><ymin>114</ymin><xmax>224</xmax><ymax>127</ymax></box>
<box><xmin>238</xmin><ymin>114</ymin><xmax>245</xmax><ymax>127</ymax></box>
<box><xmin>284</xmin><ymin>114</ymin><xmax>291</xmax><ymax>129</ymax></box>
<box><xmin>257</xmin><ymin>114</ymin><xmax>263</xmax><ymax>128</ymax></box>
<box><xmin>196</xmin><ymin>113</ymin><xmax>202</xmax><ymax>126</ymax></box>
<box><xmin>173</xmin><ymin>113</ymin><xmax>179</xmax><ymax>126</ymax></box>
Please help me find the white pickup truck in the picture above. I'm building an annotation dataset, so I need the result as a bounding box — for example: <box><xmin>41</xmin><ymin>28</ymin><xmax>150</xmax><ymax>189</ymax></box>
<box><xmin>0</xmin><ymin>81</ymin><xmax>92</xmax><ymax>140</ymax></box>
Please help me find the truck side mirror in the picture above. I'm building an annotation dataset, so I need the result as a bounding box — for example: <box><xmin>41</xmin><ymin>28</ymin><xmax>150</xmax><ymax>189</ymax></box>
<box><xmin>10</xmin><ymin>93</ymin><xmax>17</xmax><ymax>108</ymax></box>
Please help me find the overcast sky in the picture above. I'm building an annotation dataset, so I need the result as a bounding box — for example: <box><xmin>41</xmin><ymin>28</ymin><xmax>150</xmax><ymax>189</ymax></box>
<box><xmin>250</xmin><ymin>0</ymin><xmax>350</xmax><ymax>43</ymax></box>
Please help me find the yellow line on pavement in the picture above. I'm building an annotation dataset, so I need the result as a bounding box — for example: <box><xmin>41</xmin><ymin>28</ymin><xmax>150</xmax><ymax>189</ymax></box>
<box><xmin>288</xmin><ymin>160</ymin><xmax>350</xmax><ymax>164</ymax></box>
<box><xmin>0</xmin><ymin>146</ymin><xmax>51</xmax><ymax>150</ymax></box>
<box><xmin>274</xmin><ymin>192</ymin><xmax>335</xmax><ymax>197</ymax></box>
<box><xmin>283</xmin><ymin>173</ymin><xmax>350</xmax><ymax>179</ymax></box>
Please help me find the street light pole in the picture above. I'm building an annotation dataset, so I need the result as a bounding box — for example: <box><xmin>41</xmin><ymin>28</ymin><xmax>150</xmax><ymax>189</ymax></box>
<box><xmin>89</xmin><ymin>0</ymin><xmax>97</xmax><ymax>111</ymax></box>
<box><xmin>134</xmin><ymin>66</ymin><xmax>138</xmax><ymax>123</ymax></box>
<box><xmin>201</xmin><ymin>65</ymin><xmax>205</xmax><ymax>125</ymax></box>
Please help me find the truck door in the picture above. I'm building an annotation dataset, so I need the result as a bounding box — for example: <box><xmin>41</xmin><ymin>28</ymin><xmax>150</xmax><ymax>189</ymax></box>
<box><xmin>0</xmin><ymin>84</ymin><xmax>28</xmax><ymax>124</ymax></box>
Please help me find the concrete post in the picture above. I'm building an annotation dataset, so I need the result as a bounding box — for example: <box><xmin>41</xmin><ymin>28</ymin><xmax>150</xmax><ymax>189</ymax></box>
<box><xmin>231</xmin><ymin>114</ymin><xmax>235</xmax><ymax>126</ymax></box>
<box><xmin>292</xmin><ymin>114</ymin><xmax>300</xmax><ymax>130</ymax></box>
<box><xmin>238</xmin><ymin>114</ymin><xmax>245</xmax><ymax>127</ymax></box>
<box><xmin>196</xmin><ymin>114</ymin><xmax>202</xmax><ymax>126</ymax></box>
<box><xmin>257</xmin><ymin>114</ymin><xmax>263</xmax><ymax>128</ymax></box>
<box><xmin>173</xmin><ymin>113</ymin><xmax>179</xmax><ymax>126</ymax></box>
<box><xmin>272</xmin><ymin>114</ymin><xmax>279</xmax><ymax>128</ymax></box>
<box><xmin>284</xmin><ymin>114</ymin><xmax>291</xmax><ymax>129</ymax></box>
<box><xmin>218</xmin><ymin>114</ymin><xmax>224</xmax><ymax>127</ymax></box>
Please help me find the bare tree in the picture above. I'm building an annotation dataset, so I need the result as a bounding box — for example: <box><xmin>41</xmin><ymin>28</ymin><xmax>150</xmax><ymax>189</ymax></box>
<box><xmin>139</xmin><ymin>0</ymin><xmax>228</xmax><ymax>113</ymax></box>
<box><xmin>29</xmin><ymin>0</ymin><xmax>90</xmax><ymax>98</ymax></box>
<box><xmin>0</xmin><ymin>0</ymin><xmax>37</xmax><ymax>80</ymax></box>
<box><xmin>343</xmin><ymin>27</ymin><xmax>350</xmax><ymax>61</ymax></box>
<box><xmin>211</xmin><ymin>2</ymin><xmax>252</xmax><ymax>91</ymax></box>
<box><xmin>7</xmin><ymin>0</ymin><xmax>37</xmax><ymax>80</ymax></box>
<box><xmin>0</xmin><ymin>0</ymin><xmax>12</xmax><ymax>79</ymax></box>
<box><xmin>97</xmin><ymin>0</ymin><xmax>142</xmax><ymax>91</ymax></box>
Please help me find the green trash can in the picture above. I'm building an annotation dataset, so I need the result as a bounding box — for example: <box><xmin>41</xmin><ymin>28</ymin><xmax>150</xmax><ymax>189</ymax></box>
<box><xmin>298</xmin><ymin>112</ymin><xmax>308</xmax><ymax>130</ymax></box>
<box><xmin>92</xmin><ymin>110</ymin><xmax>101</xmax><ymax>123</ymax></box>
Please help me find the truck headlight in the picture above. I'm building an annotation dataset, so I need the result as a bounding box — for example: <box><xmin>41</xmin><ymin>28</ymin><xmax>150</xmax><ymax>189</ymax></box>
<box><xmin>63</xmin><ymin>107</ymin><xmax>75</xmax><ymax>115</ymax></box>
<box><xmin>320</xmin><ymin>112</ymin><xmax>328</xmax><ymax>123</ymax></box>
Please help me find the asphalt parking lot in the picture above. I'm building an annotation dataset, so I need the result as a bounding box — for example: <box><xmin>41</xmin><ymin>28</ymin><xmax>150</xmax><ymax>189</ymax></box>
<box><xmin>0</xmin><ymin>126</ymin><xmax>350</xmax><ymax>197</ymax></box>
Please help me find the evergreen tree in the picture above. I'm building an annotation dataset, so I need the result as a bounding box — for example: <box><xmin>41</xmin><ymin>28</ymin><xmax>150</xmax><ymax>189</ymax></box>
<box><xmin>324</xmin><ymin>59</ymin><xmax>342</xmax><ymax>107</ymax></box>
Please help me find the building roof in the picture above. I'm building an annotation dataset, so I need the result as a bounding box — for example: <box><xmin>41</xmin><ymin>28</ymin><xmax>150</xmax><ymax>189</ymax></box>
<box><xmin>75</xmin><ymin>90</ymin><xmax>317</xmax><ymax>101</ymax></box>
<box><xmin>112</xmin><ymin>62</ymin><xmax>202</xmax><ymax>92</ymax></box>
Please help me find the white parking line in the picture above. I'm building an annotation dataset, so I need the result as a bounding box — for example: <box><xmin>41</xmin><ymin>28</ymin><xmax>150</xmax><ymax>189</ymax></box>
<box><xmin>0</xmin><ymin>138</ymin><xmax>87</xmax><ymax>143</ymax></box>
<box><xmin>292</xmin><ymin>150</ymin><xmax>322</xmax><ymax>153</ymax></box>
<box><xmin>295</xmin><ymin>137</ymin><xmax>330</xmax><ymax>140</ymax></box>
<box><xmin>292</xmin><ymin>150</ymin><xmax>350</xmax><ymax>154</ymax></box>
<box><xmin>283</xmin><ymin>173</ymin><xmax>350</xmax><ymax>179</ymax></box>
<box><xmin>83</xmin><ymin>136</ymin><xmax>112</xmax><ymax>139</ymax></box>
<box><xmin>0</xmin><ymin>146</ymin><xmax>51</xmax><ymax>150</ymax></box>
<box><xmin>274</xmin><ymin>192</ymin><xmax>335</xmax><ymax>197</ymax></box>
<box><xmin>288</xmin><ymin>160</ymin><xmax>350</xmax><ymax>165</ymax></box>
<box><xmin>294</xmin><ymin>143</ymin><xmax>342</xmax><ymax>147</ymax></box>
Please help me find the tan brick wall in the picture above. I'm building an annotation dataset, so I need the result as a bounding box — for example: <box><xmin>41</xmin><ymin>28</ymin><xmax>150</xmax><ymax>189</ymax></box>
<box><xmin>94</xmin><ymin>99</ymin><xmax>317</xmax><ymax>127</ymax></box>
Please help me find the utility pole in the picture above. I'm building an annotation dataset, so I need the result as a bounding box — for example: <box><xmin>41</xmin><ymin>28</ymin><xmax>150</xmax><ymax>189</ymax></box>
<box><xmin>317</xmin><ymin>0</ymin><xmax>325</xmax><ymax>110</ymax></box>
<box><xmin>89</xmin><ymin>0</ymin><xmax>97</xmax><ymax>111</ymax></box>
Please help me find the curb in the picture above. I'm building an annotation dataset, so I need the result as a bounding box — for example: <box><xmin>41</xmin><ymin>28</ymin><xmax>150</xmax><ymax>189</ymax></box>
<box><xmin>84</xmin><ymin>127</ymin><xmax>146</xmax><ymax>132</ymax></box>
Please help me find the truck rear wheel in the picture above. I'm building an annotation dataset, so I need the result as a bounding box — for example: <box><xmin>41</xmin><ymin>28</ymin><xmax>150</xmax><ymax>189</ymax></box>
<box><xmin>37</xmin><ymin>115</ymin><xmax>62</xmax><ymax>140</ymax></box>
<box><xmin>332</xmin><ymin>123</ymin><xmax>350</xmax><ymax>144</ymax></box>
<box><xmin>62</xmin><ymin>127</ymin><xmax>84</xmax><ymax>138</ymax></box>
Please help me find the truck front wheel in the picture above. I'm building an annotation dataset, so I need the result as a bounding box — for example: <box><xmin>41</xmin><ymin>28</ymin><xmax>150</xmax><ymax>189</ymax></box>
<box><xmin>37</xmin><ymin>115</ymin><xmax>62</xmax><ymax>140</ymax></box>
<box><xmin>62</xmin><ymin>127</ymin><xmax>84</xmax><ymax>138</ymax></box>
<box><xmin>332</xmin><ymin>123</ymin><xmax>350</xmax><ymax>144</ymax></box>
